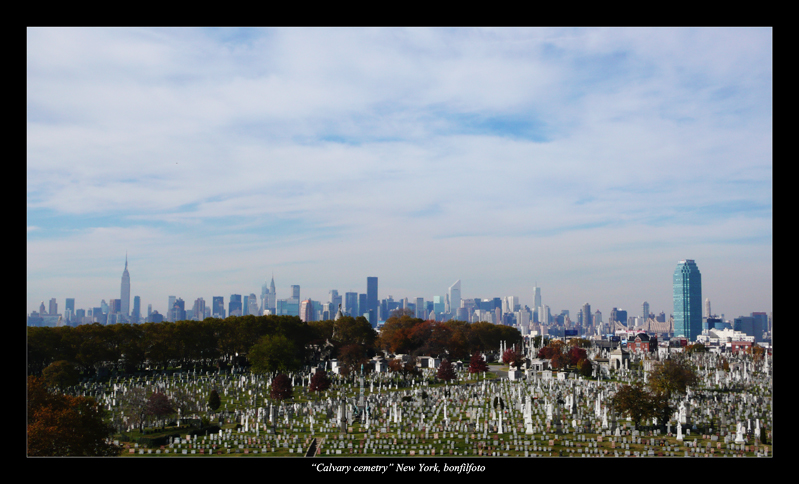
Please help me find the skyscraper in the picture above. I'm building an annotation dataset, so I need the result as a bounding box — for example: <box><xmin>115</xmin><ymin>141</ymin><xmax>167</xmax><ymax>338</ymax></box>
<box><xmin>367</xmin><ymin>277</ymin><xmax>378</xmax><ymax>327</ymax></box>
<box><xmin>120</xmin><ymin>254</ymin><xmax>130</xmax><ymax>321</ymax></box>
<box><xmin>300</xmin><ymin>299</ymin><xmax>314</xmax><ymax>322</ymax></box>
<box><xmin>132</xmin><ymin>296</ymin><xmax>141</xmax><ymax>324</ymax></box>
<box><xmin>49</xmin><ymin>298</ymin><xmax>58</xmax><ymax>316</ymax></box>
<box><xmin>642</xmin><ymin>301</ymin><xmax>650</xmax><ymax>322</ymax></box>
<box><xmin>213</xmin><ymin>296</ymin><xmax>225</xmax><ymax>318</ymax></box>
<box><xmin>533</xmin><ymin>285</ymin><xmax>541</xmax><ymax>311</ymax></box>
<box><xmin>229</xmin><ymin>294</ymin><xmax>242</xmax><ymax>317</ymax></box>
<box><xmin>168</xmin><ymin>296</ymin><xmax>176</xmax><ymax>322</ymax></box>
<box><xmin>345</xmin><ymin>292</ymin><xmax>358</xmax><ymax>317</ymax></box>
<box><xmin>673</xmin><ymin>259</ymin><xmax>702</xmax><ymax>341</ymax></box>
<box><xmin>448</xmin><ymin>279</ymin><xmax>461</xmax><ymax>316</ymax></box>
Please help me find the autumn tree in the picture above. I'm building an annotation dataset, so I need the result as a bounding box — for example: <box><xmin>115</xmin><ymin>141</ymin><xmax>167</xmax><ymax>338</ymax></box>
<box><xmin>436</xmin><ymin>359</ymin><xmax>457</xmax><ymax>382</ymax></box>
<box><xmin>610</xmin><ymin>382</ymin><xmax>655</xmax><ymax>428</ymax></box>
<box><xmin>337</xmin><ymin>343</ymin><xmax>369</xmax><ymax>375</ymax></box>
<box><xmin>550</xmin><ymin>351</ymin><xmax>569</xmax><ymax>370</ymax></box>
<box><xmin>502</xmin><ymin>348</ymin><xmax>525</xmax><ymax>368</ymax></box>
<box><xmin>27</xmin><ymin>376</ymin><xmax>120</xmax><ymax>456</ymax></box>
<box><xmin>567</xmin><ymin>346</ymin><xmax>588</xmax><ymax>366</ymax></box>
<box><xmin>647</xmin><ymin>358</ymin><xmax>698</xmax><ymax>398</ymax></box>
<box><xmin>468</xmin><ymin>352</ymin><xmax>488</xmax><ymax>374</ymax></box>
<box><xmin>270</xmin><ymin>373</ymin><xmax>293</xmax><ymax>403</ymax></box>
<box><xmin>309</xmin><ymin>370</ymin><xmax>331</xmax><ymax>400</ymax></box>
<box><xmin>146</xmin><ymin>391</ymin><xmax>174</xmax><ymax>429</ymax></box>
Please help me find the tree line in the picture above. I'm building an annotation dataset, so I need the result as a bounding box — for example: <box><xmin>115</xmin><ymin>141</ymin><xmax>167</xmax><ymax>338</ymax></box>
<box><xmin>27</xmin><ymin>311</ymin><xmax>523</xmax><ymax>377</ymax></box>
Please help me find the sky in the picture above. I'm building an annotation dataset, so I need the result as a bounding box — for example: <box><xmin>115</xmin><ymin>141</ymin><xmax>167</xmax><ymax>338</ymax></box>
<box><xmin>27</xmin><ymin>27</ymin><xmax>772</xmax><ymax>321</ymax></box>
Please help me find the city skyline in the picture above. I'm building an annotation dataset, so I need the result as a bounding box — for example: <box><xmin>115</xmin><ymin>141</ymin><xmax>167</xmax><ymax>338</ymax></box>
<box><xmin>27</xmin><ymin>28</ymin><xmax>772</xmax><ymax>320</ymax></box>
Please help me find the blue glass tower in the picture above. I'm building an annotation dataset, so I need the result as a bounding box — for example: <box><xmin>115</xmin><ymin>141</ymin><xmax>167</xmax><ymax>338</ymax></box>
<box><xmin>673</xmin><ymin>259</ymin><xmax>702</xmax><ymax>341</ymax></box>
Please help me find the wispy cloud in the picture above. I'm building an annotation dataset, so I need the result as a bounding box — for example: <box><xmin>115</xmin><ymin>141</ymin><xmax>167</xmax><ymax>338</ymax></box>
<box><xmin>27</xmin><ymin>27</ymin><xmax>772</xmax><ymax>319</ymax></box>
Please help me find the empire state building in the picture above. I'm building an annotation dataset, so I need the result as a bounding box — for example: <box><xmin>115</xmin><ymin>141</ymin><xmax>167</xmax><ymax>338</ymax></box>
<box><xmin>121</xmin><ymin>254</ymin><xmax>130</xmax><ymax>322</ymax></box>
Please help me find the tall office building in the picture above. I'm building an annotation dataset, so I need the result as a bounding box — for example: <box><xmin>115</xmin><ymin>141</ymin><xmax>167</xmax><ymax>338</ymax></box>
<box><xmin>213</xmin><ymin>297</ymin><xmax>225</xmax><ymax>318</ymax></box>
<box><xmin>248</xmin><ymin>294</ymin><xmax>258</xmax><ymax>316</ymax></box>
<box><xmin>132</xmin><ymin>296</ymin><xmax>141</xmax><ymax>324</ymax></box>
<box><xmin>358</xmin><ymin>294</ymin><xmax>367</xmax><ymax>318</ymax></box>
<box><xmin>300</xmin><ymin>299</ymin><xmax>314</xmax><ymax>322</ymax></box>
<box><xmin>291</xmin><ymin>285</ymin><xmax>300</xmax><ymax>300</ymax></box>
<box><xmin>192</xmin><ymin>298</ymin><xmax>206</xmax><ymax>321</ymax></box>
<box><xmin>261</xmin><ymin>274</ymin><xmax>277</xmax><ymax>313</ymax></box>
<box><xmin>533</xmin><ymin>285</ymin><xmax>541</xmax><ymax>312</ymax></box>
<box><xmin>344</xmin><ymin>292</ymin><xmax>358</xmax><ymax>317</ymax></box>
<box><xmin>642</xmin><ymin>301</ymin><xmax>650</xmax><ymax>322</ymax></box>
<box><xmin>120</xmin><ymin>254</ymin><xmax>130</xmax><ymax>321</ymax></box>
<box><xmin>49</xmin><ymin>298</ymin><xmax>58</xmax><ymax>316</ymax></box>
<box><xmin>415</xmin><ymin>297</ymin><xmax>425</xmax><ymax>319</ymax></box>
<box><xmin>704</xmin><ymin>298</ymin><xmax>712</xmax><ymax>319</ymax></box>
<box><xmin>673</xmin><ymin>259</ymin><xmax>702</xmax><ymax>341</ymax></box>
<box><xmin>582</xmin><ymin>303</ymin><xmax>592</xmax><ymax>330</ymax></box>
<box><xmin>167</xmin><ymin>296</ymin><xmax>176</xmax><ymax>322</ymax></box>
<box><xmin>367</xmin><ymin>277</ymin><xmax>378</xmax><ymax>327</ymax></box>
<box><xmin>448</xmin><ymin>280</ymin><xmax>461</xmax><ymax>316</ymax></box>
<box><xmin>229</xmin><ymin>294</ymin><xmax>242</xmax><ymax>317</ymax></box>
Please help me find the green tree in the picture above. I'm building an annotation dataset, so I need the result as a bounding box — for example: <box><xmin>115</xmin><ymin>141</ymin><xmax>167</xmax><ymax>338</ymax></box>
<box><xmin>248</xmin><ymin>333</ymin><xmax>301</xmax><ymax>373</ymax></box>
<box><xmin>576</xmin><ymin>358</ymin><xmax>593</xmax><ymax>378</ymax></box>
<box><xmin>208</xmin><ymin>389</ymin><xmax>221</xmax><ymax>412</ymax></box>
<box><xmin>42</xmin><ymin>360</ymin><xmax>80</xmax><ymax>390</ymax></box>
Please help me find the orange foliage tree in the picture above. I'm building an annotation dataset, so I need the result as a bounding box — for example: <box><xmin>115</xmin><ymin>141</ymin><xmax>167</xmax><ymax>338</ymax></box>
<box><xmin>27</xmin><ymin>376</ymin><xmax>120</xmax><ymax>456</ymax></box>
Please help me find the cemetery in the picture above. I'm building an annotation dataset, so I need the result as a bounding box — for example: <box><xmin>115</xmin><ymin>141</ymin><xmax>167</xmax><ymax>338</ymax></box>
<box><xmin>54</xmin><ymin>341</ymin><xmax>772</xmax><ymax>458</ymax></box>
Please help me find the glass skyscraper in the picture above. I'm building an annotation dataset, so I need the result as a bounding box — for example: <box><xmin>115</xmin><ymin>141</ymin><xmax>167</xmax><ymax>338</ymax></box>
<box><xmin>673</xmin><ymin>259</ymin><xmax>702</xmax><ymax>341</ymax></box>
<box><xmin>367</xmin><ymin>277</ymin><xmax>378</xmax><ymax>327</ymax></box>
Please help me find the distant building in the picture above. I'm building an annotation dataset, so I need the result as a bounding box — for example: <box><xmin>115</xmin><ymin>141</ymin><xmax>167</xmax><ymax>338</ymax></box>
<box><xmin>120</xmin><ymin>254</ymin><xmax>130</xmax><ymax>321</ymax></box>
<box><xmin>673</xmin><ymin>259</ymin><xmax>702</xmax><ymax>341</ymax></box>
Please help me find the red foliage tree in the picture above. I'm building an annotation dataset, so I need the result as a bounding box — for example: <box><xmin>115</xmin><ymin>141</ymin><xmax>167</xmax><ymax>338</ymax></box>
<box><xmin>567</xmin><ymin>346</ymin><xmax>587</xmax><ymax>366</ymax></box>
<box><xmin>270</xmin><ymin>373</ymin><xmax>293</xmax><ymax>402</ymax></box>
<box><xmin>468</xmin><ymin>352</ymin><xmax>488</xmax><ymax>374</ymax></box>
<box><xmin>146</xmin><ymin>391</ymin><xmax>175</xmax><ymax>420</ymax></box>
<box><xmin>309</xmin><ymin>370</ymin><xmax>331</xmax><ymax>399</ymax></box>
<box><xmin>436</xmin><ymin>359</ymin><xmax>457</xmax><ymax>381</ymax></box>
<box><xmin>502</xmin><ymin>348</ymin><xmax>525</xmax><ymax>368</ymax></box>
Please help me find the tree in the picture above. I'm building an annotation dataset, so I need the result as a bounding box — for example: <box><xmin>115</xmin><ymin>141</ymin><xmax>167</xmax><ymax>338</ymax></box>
<box><xmin>550</xmin><ymin>351</ymin><xmax>569</xmax><ymax>370</ymax></box>
<box><xmin>42</xmin><ymin>360</ymin><xmax>80</xmax><ymax>390</ymax></box>
<box><xmin>502</xmin><ymin>348</ymin><xmax>525</xmax><ymax>368</ymax></box>
<box><xmin>685</xmin><ymin>343</ymin><xmax>708</xmax><ymax>354</ymax></box>
<box><xmin>208</xmin><ymin>389</ymin><xmax>221</xmax><ymax>411</ymax></box>
<box><xmin>567</xmin><ymin>346</ymin><xmax>588</xmax><ymax>366</ymax></box>
<box><xmin>121</xmin><ymin>387</ymin><xmax>150</xmax><ymax>433</ymax></box>
<box><xmin>309</xmin><ymin>370</ymin><xmax>331</xmax><ymax>400</ymax></box>
<box><xmin>648</xmin><ymin>358</ymin><xmax>698</xmax><ymax>398</ymax></box>
<box><xmin>146</xmin><ymin>391</ymin><xmax>175</xmax><ymax>428</ymax></box>
<box><xmin>576</xmin><ymin>358</ymin><xmax>593</xmax><ymax>378</ymax></box>
<box><xmin>270</xmin><ymin>373</ymin><xmax>293</xmax><ymax>402</ymax></box>
<box><xmin>248</xmin><ymin>333</ymin><xmax>301</xmax><ymax>374</ymax></box>
<box><xmin>436</xmin><ymin>359</ymin><xmax>457</xmax><ymax>382</ymax></box>
<box><xmin>468</xmin><ymin>352</ymin><xmax>488</xmax><ymax>374</ymax></box>
<box><xmin>27</xmin><ymin>376</ymin><xmax>120</xmax><ymax>456</ymax></box>
<box><xmin>610</xmin><ymin>382</ymin><xmax>655</xmax><ymax>428</ymax></box>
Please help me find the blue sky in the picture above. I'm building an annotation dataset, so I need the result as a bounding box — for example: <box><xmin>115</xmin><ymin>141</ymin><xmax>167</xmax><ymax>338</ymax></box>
<box><xmin>27</xmin><ymin>27</ymin><xmax>772</xmax><ymax>320</ymax></box>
